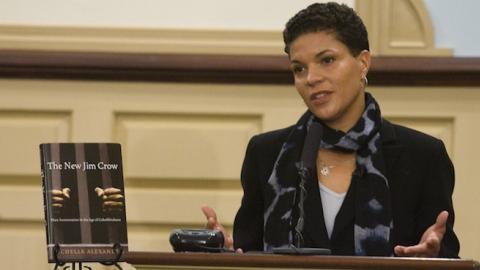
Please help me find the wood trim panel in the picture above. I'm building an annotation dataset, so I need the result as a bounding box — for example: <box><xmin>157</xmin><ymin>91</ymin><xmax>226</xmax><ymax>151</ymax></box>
<box><xmin>0</xmin><ymin>50</ymin><xmax>291</xmax><ymax>84</ymax></box>
<box><xmin>124</xmin><ymin>251</ymin><xmax>480</xmax><ymax>270</ymax></box>
<box><xmin>0</xmin><ymin>50</ymin><xmax>480</xmax><ymax>86</ymax></box>
<box><xmin>369</xmin><ymin>57</ymin><xmax>480</xmax><ymax>86</ymax></box>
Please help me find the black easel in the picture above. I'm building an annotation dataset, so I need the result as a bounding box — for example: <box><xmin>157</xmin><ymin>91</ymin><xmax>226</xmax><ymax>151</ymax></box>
<box><xmin>53</xmin><ymin>244</ymin><xmax>124</xmax><ymax>270</ymax></box>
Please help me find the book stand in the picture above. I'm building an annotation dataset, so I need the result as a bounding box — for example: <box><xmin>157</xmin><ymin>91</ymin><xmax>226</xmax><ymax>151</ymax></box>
<box><xmin>52</xmin><ymin>243</ymin><xmax>124</xmax><ymax>270</ymax></box>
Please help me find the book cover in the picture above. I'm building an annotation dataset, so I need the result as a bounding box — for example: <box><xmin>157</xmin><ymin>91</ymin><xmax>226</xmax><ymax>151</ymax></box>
<box><xmin>40</xmin><ymin>143</ymin><xmax>128</xmax><ymax>263</ymax></box>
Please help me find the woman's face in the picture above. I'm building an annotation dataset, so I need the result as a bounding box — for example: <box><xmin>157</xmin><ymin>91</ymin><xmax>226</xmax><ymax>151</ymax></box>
<box><xmin>289</xmin><ymin>31</ymin><xmax>370</xmax><ymax>132</ymax></box>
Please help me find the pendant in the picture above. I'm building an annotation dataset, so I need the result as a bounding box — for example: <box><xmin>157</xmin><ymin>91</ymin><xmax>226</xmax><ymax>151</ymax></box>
<box><xmin>320</xmin><ymin>165</ymin><xmax>333</xmax><ymax>176</ymax></box>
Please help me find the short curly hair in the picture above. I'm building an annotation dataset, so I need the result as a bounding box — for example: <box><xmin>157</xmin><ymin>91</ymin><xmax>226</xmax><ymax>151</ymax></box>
<box><xmin>283</xmin><ymin>2</ymin><xmax>369</xmax><ymax>56</ymax></box>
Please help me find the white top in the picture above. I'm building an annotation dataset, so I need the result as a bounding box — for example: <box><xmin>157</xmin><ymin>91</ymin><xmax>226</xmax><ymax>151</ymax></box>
<box><xmin>319</xmin><ymin>182</ymin><xmax>346</xmax><ymax>239</ymax></box>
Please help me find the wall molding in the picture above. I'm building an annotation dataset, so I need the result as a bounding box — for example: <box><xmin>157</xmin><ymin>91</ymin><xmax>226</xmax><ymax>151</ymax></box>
<box><xmin>0</xmin><ymin>50</ymin><xmax>479</xmax><ymax>86</ymax></box>
<box><xmin>0</xmin><ymin>25</ymin><xmax>284</xmax><ymax>55</ymax></box>
<box><xmin>356</xmin><ymin>0</ymin><xmax>452</xmax><ymax>56</ymax></box>
<box><xmin>0</xmin><ymin>0</ymin><xmax>452</xmax><ymax>57</ymax></box>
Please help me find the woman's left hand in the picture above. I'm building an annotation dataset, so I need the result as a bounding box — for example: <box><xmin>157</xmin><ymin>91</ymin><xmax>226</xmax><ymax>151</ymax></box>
<box><xmin>394</xmin><ymin>211</ymin><xmax>448</xmax><ymax>257</ymax></box>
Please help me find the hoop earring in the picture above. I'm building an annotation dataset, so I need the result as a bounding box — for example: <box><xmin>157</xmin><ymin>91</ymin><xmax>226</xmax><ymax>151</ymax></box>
<box><xmin>362</xmin><ymin>76</ymin><xmax>369</xmax><ymax>87</ymax></box>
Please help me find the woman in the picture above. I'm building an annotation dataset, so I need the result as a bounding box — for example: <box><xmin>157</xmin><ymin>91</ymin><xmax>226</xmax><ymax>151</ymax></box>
<box><xmin>203</xmin><ymin>2</ymin><xmax>459</xmax><ymax>257</ymax></box>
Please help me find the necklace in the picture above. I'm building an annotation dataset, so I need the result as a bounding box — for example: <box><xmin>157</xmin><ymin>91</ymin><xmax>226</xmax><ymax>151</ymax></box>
<box><xmin>317</xmin><ymin>157</ymin><xmax>356</xmax><ymax>177</ymax></box>
<box><xmin>319</xmin><ymin>162</ymin><xmax>335</xmax><ymax>176</ymax></box>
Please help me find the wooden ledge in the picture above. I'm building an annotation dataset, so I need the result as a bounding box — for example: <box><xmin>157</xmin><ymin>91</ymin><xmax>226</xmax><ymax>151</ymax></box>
<box><xmin>124</xmin><ymin>251</ymin><xmax>480</xmax><ymax>270</ymax></box>
<box><xmin>0</xmin><ymin>50</ymin><xmax>479</xmax><ymax>86</ymax></box>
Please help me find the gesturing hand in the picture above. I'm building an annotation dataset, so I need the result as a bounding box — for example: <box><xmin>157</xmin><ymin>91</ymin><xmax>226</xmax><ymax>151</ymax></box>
<box><xmin>394</xmin><ymin>211</ymin><xmax>448</xmax><ymax>257</ymax></box>
<box><xmin>201</xmin><ymin>205</ymin><xmax>242</xmax><ymax>252</ymax></box>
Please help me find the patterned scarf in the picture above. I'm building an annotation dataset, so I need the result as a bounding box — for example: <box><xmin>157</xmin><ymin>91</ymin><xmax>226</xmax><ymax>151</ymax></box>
<box><xmin>263</xmin><ymin>92</ymin><xmax>392</xmax><ymax>256</ymax></box>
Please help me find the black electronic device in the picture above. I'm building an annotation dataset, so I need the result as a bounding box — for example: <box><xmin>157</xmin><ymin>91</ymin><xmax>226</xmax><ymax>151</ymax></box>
<box><xmin>169</xmin><ymin>229</ymin><xmax>225</xmax><ymax>252</ymax></box>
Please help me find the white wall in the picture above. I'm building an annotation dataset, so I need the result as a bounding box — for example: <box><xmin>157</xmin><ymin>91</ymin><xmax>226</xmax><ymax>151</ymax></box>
<box><xmin>2</xmin><ymin>0</ymin><xmax>479</xmax><ymax>56</ymax></box>
<box><xmin>0</xmin><ymin>0</ymin><xmax>353</xmax><ymax>30</ymax></box>
<box><xmin>425</xmin><ymin>0</ymin><xmax>480</xmax><ymax>56</ymax></box>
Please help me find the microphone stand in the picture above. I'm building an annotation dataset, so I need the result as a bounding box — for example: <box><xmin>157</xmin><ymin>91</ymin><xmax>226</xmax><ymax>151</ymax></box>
<box><xmin>272</xmin><ymin>121</ymin><xmax>330</xmax><ymax>255</ymax></box>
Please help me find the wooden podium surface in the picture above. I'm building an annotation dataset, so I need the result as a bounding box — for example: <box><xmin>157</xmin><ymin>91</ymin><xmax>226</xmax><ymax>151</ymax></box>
<box><xmin>125</xmin><ymin>251</ymin><xmax>480</xmax><ymax>270</ymax></box>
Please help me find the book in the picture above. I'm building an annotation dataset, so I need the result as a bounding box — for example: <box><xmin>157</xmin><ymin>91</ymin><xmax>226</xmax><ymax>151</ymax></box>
<box><xmin>40</xmin><ymin>143</ymin><xmax>128</xmax><ymax>263</ymax></box>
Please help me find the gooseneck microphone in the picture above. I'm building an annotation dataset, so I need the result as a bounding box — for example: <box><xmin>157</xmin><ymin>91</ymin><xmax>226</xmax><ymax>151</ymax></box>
<box><xmin>273</xmin><ymin>120</ymin><xmax>331</xmax><ymax>255</ymax></box>
<box><xmin>296</xmin><ymin>121</ymin><xmax>323</xmax><ymax>247</ymax></box>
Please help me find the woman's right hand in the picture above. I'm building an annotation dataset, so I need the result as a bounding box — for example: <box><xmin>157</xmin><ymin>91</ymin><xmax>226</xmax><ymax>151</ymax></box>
<box><xmin>201</xmin><ymin>205</ymin><xmax>242</xmax><ymax>252</ymax></box>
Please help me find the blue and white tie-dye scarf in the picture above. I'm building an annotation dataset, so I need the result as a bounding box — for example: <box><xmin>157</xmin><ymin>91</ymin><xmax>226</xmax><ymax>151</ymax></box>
<box><xmin>263</xmin><ymin>92</ymin><xmax>392</xmax><ymax>256</ymax></box>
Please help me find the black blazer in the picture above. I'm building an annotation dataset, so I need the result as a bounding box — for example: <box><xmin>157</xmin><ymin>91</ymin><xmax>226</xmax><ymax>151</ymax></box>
<box><xmin>233</xmin><ymin>120</ymin><xmax>460</xmax><ymax>258</ymax></box>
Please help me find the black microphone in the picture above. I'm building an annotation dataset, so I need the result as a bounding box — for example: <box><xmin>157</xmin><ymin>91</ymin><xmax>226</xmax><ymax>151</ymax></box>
<box><xmin>296</xmin><ymin>121</ymin><xmax>323</xmax><ymax>247</ymax></box>
<box><xmin>272</xmin><ymin>121</ymin><xmax>330</xmax><ymax>255</ymax></box>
